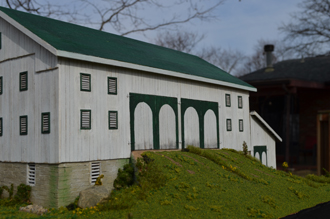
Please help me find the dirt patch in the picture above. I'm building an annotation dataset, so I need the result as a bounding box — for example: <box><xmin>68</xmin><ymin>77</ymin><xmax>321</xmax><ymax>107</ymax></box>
<box><xmin>181</xmin><ymin>154</ymin><xmax>204</xmax><ymax>165</ymax></box>
<box><xmin>254</xmin><ymin>169</ymin><xmax>274</xmax><ymax>178</ymax></box>
<box><xmin>187</xmin><ymin>170</ymin><xmax>195</xmax><ymax>174</ymax></box>
<box><xmin>251</xmin><ymin>174</ymin><xmax>259</xmax><ymax>178</ymax></box>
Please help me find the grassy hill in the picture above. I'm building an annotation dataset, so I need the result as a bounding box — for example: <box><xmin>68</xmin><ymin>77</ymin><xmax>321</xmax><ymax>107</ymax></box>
<box><xmin>2</xmin><ymin>147</ymin><xmax>330</xmax><ymax>218</ymax></box>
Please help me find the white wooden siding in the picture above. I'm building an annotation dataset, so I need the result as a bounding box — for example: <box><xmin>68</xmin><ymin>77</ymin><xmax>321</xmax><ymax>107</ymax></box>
<box><xmin>0</xmin><ymin>56</ymin><xmax>59</xmax><ymax>163</ymax></box>
<box><xmin>134</xmin><ymin>102</ymin><xmax>153</xmax><ymax>150</ymax></box>
<box><xmin>250</xmin><ymin>116</ymin><xmax>277</xmax><ymax>168</ymax></box>
<box><xmin>184</xmin><ymin>107</ymin><xmax>200</xmax><ymax>148</ymax></box>
<box><xmin>204</xmin><ymin>110</ymin><xmax>217</xmax><ymax>148</ymax></box>
<box><xmin>159</xmin><ymin>104</ymin><xmax>176</xmax><ymax>149</ymax></box>
<box><xmin>0</xmin><ymin>18</ymin><xmax>57</xmax><ymax>71</ymax></box>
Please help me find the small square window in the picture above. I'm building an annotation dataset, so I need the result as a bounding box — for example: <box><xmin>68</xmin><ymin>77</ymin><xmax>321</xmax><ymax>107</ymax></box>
<box><xmin>80</xmin><ymin>73</ymin><xmax>91</xmax><ymax>92</ymax></box>
<box><xmin>225</xmin><ymin>94</ymin><xmax>231</xmax><ymax>107</ymax></box>
<box><xmin>20</xmin><ymin>115</ymin><xmax>28</xmax><ymax>135</ymax></box>
<box><xmin>20</xmin><ymin>72</ymin><xmax>28</xmax><ymax>91</ymax></box>
<box><xmin>109</xmin><ymin>111</ymin><xmax>118</xmax><ymax>129</ymax></box>
<box><xmin>81</xmin><ymin>110</ymin><xmax>91</xmax><ymax>129</ymax></box>
<box><xmin>226</xmin><ymin>119</ymin><xmax>232</xmax><ymax>131</ymax></box>
<box><xmin>238</xmin><ymin>96</ymin><xmax>243</xmax><ymax>108</ymax></box>
<box><xmin>239</xmin><ymin>119</ymin><xmax>243</xmax><ymax>132</ymax></box>
<box><xmin>0</xmin><ymin>76</ymin><xmax>2</xmax><ymax>95</ymax></box>
<box><xmin>41</xmin><ymin>112</ymin><xmax>50</xmax><ymax>134</ymax></box>
<box><xmin>0</xmin><ymin>117</ymin><xmax>2</xmax><ymax>137</ymax></box>
<box><xmin>108</xmin><ymin>77</ymin><xmax>117</xmax><ymax>94</ymax></box>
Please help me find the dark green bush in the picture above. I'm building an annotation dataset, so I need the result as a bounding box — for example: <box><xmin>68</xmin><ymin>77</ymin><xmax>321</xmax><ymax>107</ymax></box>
<box><xmin>14</xmin><ymin>184</ymin><xmax>31</xmax><ymax>203</ymax></box>
<box><xmin>113</xmin><ymin>163</ymin><xmax>135</xmax><ymax>190</ymax></box>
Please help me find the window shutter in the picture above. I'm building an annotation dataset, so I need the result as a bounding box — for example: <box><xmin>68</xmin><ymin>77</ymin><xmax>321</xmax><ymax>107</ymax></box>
<box><xmin>109</xmin><ymin>111</ymin><xmax>118</xmax><ymax>129</ymax></box>
<box><xmin>90</xmin><ymin>162</ymin><xmax>101</xmax><ymax>184</ymax></box>
<box><xmin>81</xmin><ymin>110</ymin><xmax>91</xmax><ymax>129</ymax></box>
<box><xmin>239</xmin><ymin>119</ymin><xmax>243</xmax><ymax>132</ymax></box>
<box><xmin>108</xmin><ymin>77</ymin><xmax>117</xmax><ymax>94</ymax></box>
<box><xmin>20</xmin><ymin>72</ymin><xmax>28</xmax><ymax>91</ymax></box>
<box><xmin>80</xmin><ymin>73</ymin><xmax>91</xmax><ymax>91</ymax></box>
<box><xmin>0</xmin><ymin>117</ymin><xmax>2</xmax><ymax>136</ymax></box>
<box><xmin>238</xmin><ymin>96</ymin><xmax>243</xmax><ymax>108</ymax></box>
<box><xmin>225</xmin><ymin>94</ymin><xmax>231</xmax><ymax>107</ymax></box>
<box><xmin>20</xmin><ymin>115</ymin><xmax>28</xmax><ymax>135</ymax></box>
<box><xmin>41</xmin><ymin>113</ymin><xmax>50</xmax><ymax>134</ymax></box>
<box><xmin>27</xmin><ymin>164</ymin><xmax>36</xmax><ymax>186</ymax></box>
<box><xmin>0</xmin><ymin>76</ymin><xmax>2</xmax><ymax>95</ymax></box>
<box><xmin>226</xmin><ymin>119</ymin><xmax>232</xmax><ymax>131</ymax></box>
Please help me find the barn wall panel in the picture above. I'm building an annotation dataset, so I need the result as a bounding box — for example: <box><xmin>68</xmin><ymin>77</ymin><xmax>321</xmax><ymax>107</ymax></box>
<box><xmin>57</xmin><ymin>58</ymin><xmax>251</xmax><ymax>162</ymax></box>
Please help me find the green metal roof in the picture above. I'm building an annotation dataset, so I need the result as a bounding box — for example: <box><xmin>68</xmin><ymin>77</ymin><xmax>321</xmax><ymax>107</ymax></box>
<box><xmin>0</xmin><ymin>6</ymin><xmax>254</xmax><ymax>89</ymax></box>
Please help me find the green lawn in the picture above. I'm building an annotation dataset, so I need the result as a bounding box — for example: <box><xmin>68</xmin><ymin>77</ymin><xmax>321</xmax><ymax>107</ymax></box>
<box><xmin>1</xmin><ymin>147</ymin><xmax>330</xmax><ymax>219</ymax></box>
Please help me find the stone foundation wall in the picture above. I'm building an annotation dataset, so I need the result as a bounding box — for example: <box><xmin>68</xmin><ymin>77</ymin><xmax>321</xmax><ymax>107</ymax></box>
<box><xmin>0</xmin><ymin>158</ymin><xmax>129</xmax><ymax>208</ymax></box>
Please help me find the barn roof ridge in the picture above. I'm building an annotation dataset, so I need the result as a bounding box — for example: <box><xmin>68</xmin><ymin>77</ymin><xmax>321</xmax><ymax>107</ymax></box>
<box><xmin>0</xmin><ymin>6</ymin><xmax>255</xmax><ymax>91</ymax></box>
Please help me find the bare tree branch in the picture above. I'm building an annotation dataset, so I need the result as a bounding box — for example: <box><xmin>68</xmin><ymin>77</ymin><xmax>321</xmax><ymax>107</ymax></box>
<box><xmin>4</xmin><ymin>0</ymin><xmax>226</xmax><ymax>36</ymax></box>
<box><xmin>154</xmin><ymin>30</ymin><xmax>204</xmax><ymax>53</ymax></box>
<box><xmin>279</xmin><ymin>0</ymin><xmax>330</xmax><ymax>56</ymax></box>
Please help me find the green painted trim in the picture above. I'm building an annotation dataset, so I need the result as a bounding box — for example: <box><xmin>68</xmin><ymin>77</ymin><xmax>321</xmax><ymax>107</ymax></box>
<box><xmin>19</xmin><ymin>71</ymin><xmax>28</xmax><ymax>91</ymax></box>
<box><xmin>107</xmin><ymin>77</ymin><xmax>117</xmax><ymax>95</ymax></box>
<box><xmin>238</xmin><ymin>96</ymin><xmax>243</xmax><ymax>109</ymax></box>
<box><xmin>109</xmin><ymin>111</ymin><xmax>118</xmax><ymax>129</ymax></box>
<box><xmin>181</xmin><ymin>98</ymin><xmax>219</xmax><ymax>149</ymax></box>
<box><xmin>239</xmin><ymin>119</ymin><xmax>243</xmax><ymax>132</ymax></box>
<box><xmin>253</xmin><ymin>145</ymin><xmax>267</xmax><ymax>166</ymax></box>
<box><xmin>20</xmin><ymin>115</ymin><xmax>28</xmax><ymax>135</ymax></box>
<box><xmin>225</xmin><ymin>94</ymin><xmax>231</xmax><ymax>107</ymax></box>
<box><xmin>129</xmin><ymin>93</ymin><xmax>179</xmax><ymax>151</ymax></box>
<box><xmin>226</xmin><ymin>119</ymin><xmax>232</xmax><ymax>131</ymax></box>
<box><xmin>80</xmin><ymin>109</ymin><xmax>91</xmax><ymax>130</ymax></box>
<box><xmin>41</xmin><ymin>112</ymin><xmax>50</xmax><ymax>134</ymax></box>
<box><xmin>80</xmin><ymin>73</ymin><xmax>91</xmax><ymax>92</ymax></box>
<box><xmin>0</xmin><ymin>117</ymin><xmax>2</xmax><ymax>136</ymax></box>
<box><xmin>0</xmin><ymin>76</ymin><xmax>2</xmax><ymax>95</ymax></box>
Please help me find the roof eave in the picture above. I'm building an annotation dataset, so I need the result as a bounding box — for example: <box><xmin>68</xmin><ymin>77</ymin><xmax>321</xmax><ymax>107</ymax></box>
<box><xmin>57</xmin><ymin>50</ymin><xmax>257</xmax><ymax>92</ymax></box>
<box><xmin>250</xmin><ymin>111</ymin><xmax>282</xmax><ymax>142</ymax></box>
<box><xmin>0</xmin><ymin>10</ymin><xmax>57</xmax><ymax>55</ymax></box>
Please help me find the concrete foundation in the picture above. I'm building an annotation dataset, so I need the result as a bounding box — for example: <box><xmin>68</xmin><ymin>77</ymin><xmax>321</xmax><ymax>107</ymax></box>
<box><xmin>0</xmin><ymin>158</ymin><xmax>129</xmax><ymax>208</ymax></box>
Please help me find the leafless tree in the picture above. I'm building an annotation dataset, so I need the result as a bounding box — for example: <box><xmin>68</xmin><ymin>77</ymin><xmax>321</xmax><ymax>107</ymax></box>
<box><xmin>4</xmin><ymin>0</ymin><xmax>226</xmax><ymax>36</ymax></box>
<box><xmin>154</xmin><ymin>30</ymin><xmax>245</xmax><ymax>75</ymax></box>
<box><xmin>279</xmin><ymin>0</ymin><xmax>330</xmax><ymax>56</ymax></box>
<box><xmin>198</xmin><ymin>46</ymin><xmax>245</xmax><ymax>75</ymax></box>
<box><xmin>154</xmin><ymin>31</ymin><xmax>204</xmax><ymax>54</ymax></box>
<box><xmin>237</xmin><ymin>39</ymin><xmax>296</xmax><ymax>76</ymax></box>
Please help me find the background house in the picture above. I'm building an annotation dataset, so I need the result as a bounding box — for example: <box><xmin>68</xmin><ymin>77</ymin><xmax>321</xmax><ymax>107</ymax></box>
<box><xmin>240</xmin><ymin>52</ymin><xmax>330</xmax><ymax>172</ymax></box>
<box><xmin>0</xmin><ymin>7</ymin><xmax>280</xmax><ymax>208</ymax></box>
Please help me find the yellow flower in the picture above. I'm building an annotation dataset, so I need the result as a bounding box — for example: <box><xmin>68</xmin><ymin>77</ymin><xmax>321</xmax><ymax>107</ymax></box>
<box><xmin>73</xmin><ymin>211</ymin><xmax>75</xmax><ymax>214</ymax></box>
<box><xmin>282</xmin><ymin>162</ymin><xmax>288</xmax><ymax>168</ymax></box>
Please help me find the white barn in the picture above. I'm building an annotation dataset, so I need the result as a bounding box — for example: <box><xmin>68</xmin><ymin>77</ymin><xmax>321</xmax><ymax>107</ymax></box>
<box><xmin>0</xmin><ymin>7</ymin><xmax>281</xmax><ymax>208</ymax></box>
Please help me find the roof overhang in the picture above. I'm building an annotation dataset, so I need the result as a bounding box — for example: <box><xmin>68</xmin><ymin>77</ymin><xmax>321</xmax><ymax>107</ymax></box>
<box><xmin>250</xmin><ymin>111</ymin><xmax>282</xmax><ymax>142</ymax></box>
<box><xmin>57</xmin><ymin>50</ymin><xmax>257</xmax><ymax>92</ymax></box>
